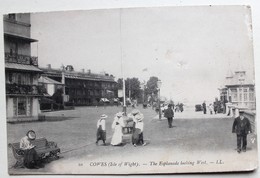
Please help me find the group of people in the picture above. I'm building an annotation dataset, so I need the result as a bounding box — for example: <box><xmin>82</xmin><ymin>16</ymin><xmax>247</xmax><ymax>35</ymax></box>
<box><xmin>96</xmin><ymin>109</ymin><xmax>146</xmax><ymax>147</ymax></box>
<box><xmin>202</xmin><ymin>99</ymin><xmax>227</xmax><ymax>115</ymax></box>
<box><xmin>17</xmin><ymin>105</ymin><xmax>252</xmax><ymax>170</ymax></box>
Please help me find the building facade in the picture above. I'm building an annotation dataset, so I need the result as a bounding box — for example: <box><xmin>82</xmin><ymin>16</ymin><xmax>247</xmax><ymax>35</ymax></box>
<box><xmin>4</xmin><ymin>13</ymin><xmax>43</xmax><ymax>122</ymax></box>
<box><xmin>38</xmin><ymin>76</ymin><xmax>63</xmax><ymax>97</ymax></box>
<box><xmin>219</xmin><ymin>70</ymin><xmax>255</xmax><ymax>110</ymax></box>
<box><xmin>40</xmin><ymin>65</ymin><xmax>118</xmax><ymax>106</ymax></box>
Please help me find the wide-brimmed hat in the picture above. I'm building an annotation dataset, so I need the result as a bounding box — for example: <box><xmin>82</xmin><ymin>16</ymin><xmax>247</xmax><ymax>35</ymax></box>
<box><xmin>116</xmin><ymin>112</ymin><xmax>123</xmax><ymax>117</ymax></box>
<box><xmin>27</xmin><ymin>130</ymin><xmax>36</xmax><ymax>140</ymax></box>
<box><xmin>135</xmin><ymin>115</ymin><xmax>143</xmax><ymax>122</ymax></box>
<box><xmin>100</xmin><ymin>114</ymin><xmax>108</xmax><ymax>119</ymax></box>
<box><xmin>131</xmin><ymin>109</ymin><xmax>140</xmax><ymax>115</ymax></box>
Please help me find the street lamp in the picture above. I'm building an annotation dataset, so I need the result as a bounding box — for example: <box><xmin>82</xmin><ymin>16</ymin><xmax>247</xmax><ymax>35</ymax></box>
<box><xmin>157</xmin><ymin>80</ymin><xmax>162</xmax><ymax>120</ymax></box>
<box><xmin>141</xmin><ymin>81</ymin><xmax>146</xmax><ymax>104</ymax></box>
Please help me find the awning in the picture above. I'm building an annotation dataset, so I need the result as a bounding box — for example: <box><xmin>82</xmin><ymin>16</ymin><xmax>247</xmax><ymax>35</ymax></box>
<box><xmin>39</xmin><ymin>76</ymin><xmax>63</xmax><ymax>85</ymax></box>
<box><xmin>4</xmin><ymin>32</ymin><xmax>38</xmax><ymax>43</ymax></box>
<box><xmin>5</xmin><ymin>63</ymin><xmax>42</xmax><ymax>72</ymax></box>
<box><xmin>39</xmin><ymin>97</ymin><xmax>55</xmax><ymax>104</ymax></box>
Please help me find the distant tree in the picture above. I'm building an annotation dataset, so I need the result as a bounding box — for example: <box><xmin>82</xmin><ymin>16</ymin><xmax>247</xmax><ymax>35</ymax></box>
<box><xmin>146</xmin><ymin>76</ymin><xmax>159</xmax><ymax>96</ymax></box>
<box><xmin>117</xmin><ymin>77</ymin><xmax>142</xmax><ymax>100</ymax></box>
<box><xmin>144</xmin><ymin>76</ymin><xmax>161</xmax><ymax>104</ymax></box>
<box><xmin>52</xmin><ymin>88</ymin><xmax>63</xmax><ymax>104</ymax></box>
<box><xmin>125</xmin><ymin>77</ymin><xmax>141</xmax><ymax>99</ymax></box>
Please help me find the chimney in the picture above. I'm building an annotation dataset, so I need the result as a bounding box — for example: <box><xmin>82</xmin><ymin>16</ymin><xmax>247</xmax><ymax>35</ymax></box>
<box><xmin>87</xmin><ymin>69</ymin><xmax>91</xmax><ymax>74</ymax></box>
<box><xmin>81</xmin><ymin>69</ymin><xmax>85</xmax><ymax>73</ymax></box>
<box><xmin>47</xmin><ymin>64</ymin><xmax>51</xmax><ymax>69</ymax></box>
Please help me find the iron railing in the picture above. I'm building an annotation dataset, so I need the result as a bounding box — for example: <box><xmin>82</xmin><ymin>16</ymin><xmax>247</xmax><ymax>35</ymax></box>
<box><xmin>6</xmin><ymin>83</ymin><xmax>44</xmax><ymax>96</ymax></box>
<box><xmin>5</xmin><ymin>53</ymin><xmax>38</xmax><ymax>66</ymax></box>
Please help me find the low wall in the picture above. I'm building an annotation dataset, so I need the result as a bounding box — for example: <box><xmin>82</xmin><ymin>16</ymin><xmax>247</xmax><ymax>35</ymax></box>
<box><xmin>227</xmin><ymin>105</ymin><xmax>256</xmax><ymax>134</ymax></box>
<box><xmin>243</xmin><ymin>111</ymin><xmax>256</xmax><ymax>134</ymax></box>
<box><xmin>7</xmin><ymin>116</ymin><xmax>39</xmax><ymax>123</ymax></box>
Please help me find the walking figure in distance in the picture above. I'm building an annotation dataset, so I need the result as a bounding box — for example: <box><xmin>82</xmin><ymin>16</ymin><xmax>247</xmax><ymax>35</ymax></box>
<box><xmin>164</xmin><ymin>104</ymin><xmax>174</xmax><ymax>128</ymax></box>
<box><xmin>202</xmin><ymin>101</ymin><xmax>207</xmax><ymax>114</ymax></box>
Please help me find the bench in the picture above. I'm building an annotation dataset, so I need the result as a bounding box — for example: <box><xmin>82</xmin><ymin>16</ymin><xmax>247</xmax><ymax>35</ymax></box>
<box><xmin>8</xmin><ymin>137</ymin><xmax>60</xmax><ymax>168</ymax></box>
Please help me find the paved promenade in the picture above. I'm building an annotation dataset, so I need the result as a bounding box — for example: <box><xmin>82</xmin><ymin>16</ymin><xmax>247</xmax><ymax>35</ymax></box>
<box><xmin>7</xmin><ymin>106</ymin><xmax>257</xmax><ymax>174</ymax></box>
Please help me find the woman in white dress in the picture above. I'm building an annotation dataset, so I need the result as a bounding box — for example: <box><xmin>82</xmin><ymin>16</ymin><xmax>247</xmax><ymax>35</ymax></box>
<box><xmin>111</xmin><ymin>112</ymin><xmax>125</xmax><ymax>146</ymax></box>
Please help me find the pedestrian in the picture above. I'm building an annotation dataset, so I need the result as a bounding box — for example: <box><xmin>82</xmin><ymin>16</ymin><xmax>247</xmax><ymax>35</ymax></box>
<box><xmin>96</xmin><ymin>114</ymin><xmax>107</xmax><ymax>146</ymax></box>
<box><xmin>20</xmin><ymin>130</ymin><xmax>43</xmax><ymax>169</ymax></box>
<box><xmin>202</xmin><ymin>101</ymin><xmax>207</xmax><ymax>114</ymax></box>
<box><xmin>209</xmin><ymin>103</ymin><xmax>213</xmax><ymax>115</ymax></box>
<box><xmin>232</xmin><ymin>110</ymin><xmax>252</xmax><ymax>153</ymax></box>
<box><xmin>162</xmin><ymin>103</ymin><xmax>168</xmax><ymax>114</ymax></box>
<box><xmin>128</xmin><ymin>109</ymin><xmax>146</xmax><ymax>146</ymax></box>
<box><xmin>179</xmin><ymin>103</ymin><xmax>184</xmax><ymax>112</ymax></box>
<box><xmin>213</xmin><ymin>101</ymin><xmax>218</xmax><ymax>114</ymax></box>
<box><xmin>111</xmin><ymin>112</ymin><xmax>125</xmax><ymax>146</ymax></box>
<box><xmin>164</xmin><ymin>104</ymin><xmax>174</xmax><ymax>128</ymax></box>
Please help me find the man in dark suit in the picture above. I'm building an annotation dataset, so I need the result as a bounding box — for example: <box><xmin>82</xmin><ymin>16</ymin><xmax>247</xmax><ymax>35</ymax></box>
<box><xmin>232</xmin><ymin>110</ymin><xmax>252</xmax><ymax>153</ymax></box>
<box><xmin>164</xmin><ymin>104</ymin><xmax>174</xmax><ymax>128</ymax></box>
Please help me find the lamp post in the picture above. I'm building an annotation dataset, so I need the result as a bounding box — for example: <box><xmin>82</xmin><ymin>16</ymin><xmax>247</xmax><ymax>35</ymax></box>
<box><xmin>141</xmin><ymin>81</ymin><xmax>146</xmax><ymax>104</ymax></box>
<box><xmin>123</xmin><ymin>79</ymin><xmax>127</xmax><ymax>115</ymax></box>
<box><xmin>157</xmin><ymin>80</ymin><xmax>162</xmax><ymax>120</ymax></box>
<box><xmin>119</xmin><ymin>9</ymin><xmax>127</xmax><ymax>115</ymax></box>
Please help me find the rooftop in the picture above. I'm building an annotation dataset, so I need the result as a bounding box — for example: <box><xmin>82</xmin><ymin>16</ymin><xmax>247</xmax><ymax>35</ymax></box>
<box><xmin>225</xmin><ymin>71</ymin><xmax>254</xmax><ymax>86</ymax></box>
<box><xmin>40</xmin><ymin>67</ymin><xmax>116</xmax><ymax>82</ymax></box>
<box><xmin>39</xmin><ymin>76</ymin><xmax>63</xmax><ymax>85</ymax></box>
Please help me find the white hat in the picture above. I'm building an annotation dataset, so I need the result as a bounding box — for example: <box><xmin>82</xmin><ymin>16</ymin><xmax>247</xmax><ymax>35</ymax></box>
<box><xmin>116</xmin><ymin>112</ymin><xmax>123</xmax><ymax>117</ymax></box>
<box><xmin>136</xmin><ymin>115</ymin><xmax>143</xmax><ymax>122</ymax></box>
<box><xmin>100</xmin><ymin>114</ymin><xmax>108</xmax><ymax>119</ymax></box>
<box><xmin>131</xmin><ymin>109</ymin><xmax>140</xmax><ymax>115</ymax></box>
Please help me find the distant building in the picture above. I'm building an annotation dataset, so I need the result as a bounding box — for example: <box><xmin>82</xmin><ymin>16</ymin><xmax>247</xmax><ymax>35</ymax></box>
<box><xmin>4</xmin><ymin>13</ymin><xmax>43</xmax><ymax>122</ymax></box>
<box><xmin>40</xmin><ymin>65</ymin><xmax>118</xmax><ymax>106</ymax></box>
<box><xmin>219</xmin><ymin>70</ymin><xmax>255</xmax><ymax>110</ymax></box>
<box><xmin>38</xmin><ymin>76</ymin><xmax>63</xmax><ymax>96</ymax></box>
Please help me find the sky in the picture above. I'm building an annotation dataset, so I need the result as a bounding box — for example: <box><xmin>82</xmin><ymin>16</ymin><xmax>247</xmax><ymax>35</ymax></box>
<box><xmin>30</xmin><ymin>6</ymin><xmax>255</xmax><ymax>105</ymax></box>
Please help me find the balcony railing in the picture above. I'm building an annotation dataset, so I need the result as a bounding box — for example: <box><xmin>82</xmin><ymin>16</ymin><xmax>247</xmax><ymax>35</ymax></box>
<box><xmin>5</xmin><ymin>53</ymin><xmax>38</xmax><ymax>66</ymax></box>
<box><xmin>6</xmin><ymin>83</ymin><xmax>44</xmax><ymax>96</ymax></box>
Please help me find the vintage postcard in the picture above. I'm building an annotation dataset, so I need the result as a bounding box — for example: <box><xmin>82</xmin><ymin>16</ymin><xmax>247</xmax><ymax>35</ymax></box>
<box><xmin>3</xmin><ymin>5</ymin><xmax>257</xmax><ymax>174</ymax></box>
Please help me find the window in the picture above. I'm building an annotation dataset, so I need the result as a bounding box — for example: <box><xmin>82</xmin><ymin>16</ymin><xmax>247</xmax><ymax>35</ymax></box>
<box><xmin>17</xmin><ymin>74</ymin><xmax>22</xmax><ymax>85</ymax></box>
<box><xmin>18</xmin><ymin>97</ymin><xmax>27</xmax><ymax>116</ymax></box>
<box><xmin>8</xmin><ymin>73</ymin><xmax>13</xmax><ymax>83</ymax></box>
<box><xmin>8</xmin><ymin>14</ymin><xmax>16</xmax><ymax>20</ymax></box>
<box><xmin>13</xmin><ymin>98</ymin><xmax>17</xmax><ymax>116</ymax></box>
<box><xmin>232</xmin><ymin>94</ymin><xmax>237</xmax><ymax>101</ymax></box>
<box><xmin>13</xmin><ymin>97</ymin><xmax>32</xmax><ymax>117</ymax></box>
<box><xmin>9</xmin><ymin>41</ymin><xmax>18</xmax><ymax>55</ymax></box>
<box><xmin>231</xmin><ymin>90</ymin><xmax>237</xmax><ymax>101</ymax></box>
<box><xmin>249</xmin><ymin>92</ymin><xmax>255</xmax><ymax>101</ymax></box>
<box><xmin>244</xmin><ymin>93</ymin><xmax>248</xmax><ymax>101</ymax></box>
<box><xmin>239</xmin><ymin>94</ymin><xmax>242</xmax><ymax>101</ymax></box>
